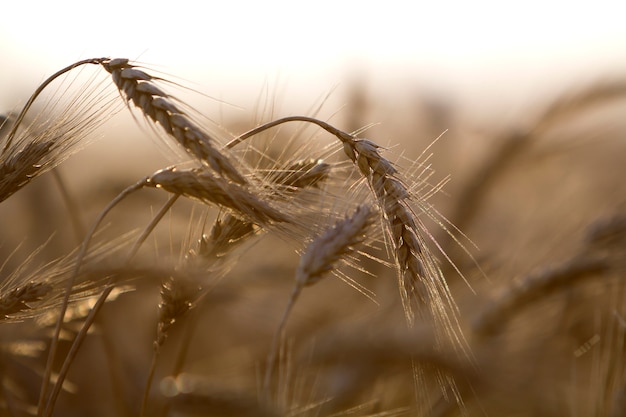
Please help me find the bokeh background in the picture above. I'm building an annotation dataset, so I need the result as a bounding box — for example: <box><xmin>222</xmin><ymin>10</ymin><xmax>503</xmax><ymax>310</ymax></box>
<box><xmin>2</xmin><ymin>0</ymin><xmax>626</xmax><ymax>115</ymax></box>
<box><xmin>2</xmin><ymin>1</ymin><xmax>626</xmax><ymax>416</ymax></box>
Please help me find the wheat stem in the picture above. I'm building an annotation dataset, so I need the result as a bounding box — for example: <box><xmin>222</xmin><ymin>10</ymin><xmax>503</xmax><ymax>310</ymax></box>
<box><xmin>140</xmin><ymin>349</ymin><xmax>160</xmax><ymax>417</ymax></box>
<box><xmin>52</xmin><ymin>169</ymin><xmax>85</xmax><ymax>245</ymax></box>
<box><xmin>264</xmin><ymin>205</ymin><xmax>374</xmax><ymax>401</ymax></box>
<box><xmin>40</xmin><ymin>178</ymin><xmax>148</xmax><ymax>416</ymax></box>
<box><xmin>263</xmin><ymin>285</ymin><xmax>302</xmax><ymax>401</ymax></box>
<box><xmin>127</xmin><ymin>194</ymin><xmax>180</xmax><ymax>261</ymax></box>
<box><xmin>474</xmin><ymin>254</ymin><xmax>611</xmax><ymax>336</ymax></box>
<box><xmin>2</xmin><ymin>58</ymin><xmax>106</xmax><ymax>153</ymax></box>
<box><xmin>224</xmin><ymin>116</ymin><xmax>353</xmax><ymax>150</ymax></box>
<box><xmin>43</xmin><ymin>283</ymin><xmax>115</xmax><ymax>417</ymax></box>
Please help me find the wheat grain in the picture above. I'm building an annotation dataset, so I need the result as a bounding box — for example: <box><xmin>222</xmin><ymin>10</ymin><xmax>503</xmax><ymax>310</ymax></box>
<box><xmin>156</xmin><ymin>277</ymin><xmax>199</xmax><ymax>348</ymax></box>
<box><xmin>196</xmin><ymin>213</ymin><xmax>258</xmax><ymax>260</ymax></box>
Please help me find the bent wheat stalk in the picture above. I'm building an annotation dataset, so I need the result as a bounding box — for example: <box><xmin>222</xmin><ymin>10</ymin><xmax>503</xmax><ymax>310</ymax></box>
<box><xmin>43</xmin><ymin>159</ymin><xmax>290</xmax><ymax>415</ymax></box>
<box><xmin>2</xmin><ymin>58</ymin><xmax>106</xmax><ymax>153</ymax></box>
<box><xmin>1</xmin><ymin>58</ymin><xmax>118</xmax><ymax>203</ymax></box>
<box><xmin>264</xmin><ymin>204</ymin><xmax>376</xmax><ymax>400</ymax></box>
<box><xmin>227</xmin><ymin>116</ymin><xmax>466</xmax><ymax>351</ymax></box>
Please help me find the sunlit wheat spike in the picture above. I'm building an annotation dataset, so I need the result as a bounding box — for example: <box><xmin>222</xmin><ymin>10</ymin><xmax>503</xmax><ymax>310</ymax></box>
<box><xmin>265</xmin><ymin>204</ymin><xmax>376</xmax><ymax>399</ymax></box>
<box><xmin>269</xmin><ymin>158</ymin><xmax>331</xmax><ymax>189</ymax></box>
<box><xmin>197</xmin><ymin>214</ymin><xmax>258</xmax><ymax>259</ymax></box>
<box><xmin>146</xmin><ymin>166</ymin><xmax>289</xmax><ymax>225</ymax></box>
<box><xmin>156</xmin><ymin>276</ymin><xmax>200</xmax><ymax>348</ymax></box>
<box><xmin>1</xmin><ymin>58</ymin><xmax>121</xmax><ymax>202</ymax></box>
<box><xmin>100</xmin><ymin>58</ymin><xmax>247</xmax><ymax>184</ymax></box>
<box><xmin>296</xmin><ymin>204</ymin><xmax>375</xmax><ymax>287</ymax></box>
<box><xmin>343</xmin><ymin>137</ymin><xmax>454</xmax><ymax>330</ymax></box>
<box><xmin>228</xmin><ymin>116</ymin><xmax>462</xmax><ymax>339</ymax></box>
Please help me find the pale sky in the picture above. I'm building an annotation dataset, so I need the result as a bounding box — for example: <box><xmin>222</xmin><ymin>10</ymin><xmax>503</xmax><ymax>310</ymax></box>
<box><xmin>2</xmin><ymin>0</ymin><xmax>625</xmax><ymax>114</ymax></box>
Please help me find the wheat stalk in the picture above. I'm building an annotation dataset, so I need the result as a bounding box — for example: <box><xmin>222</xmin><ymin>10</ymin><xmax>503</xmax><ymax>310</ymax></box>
<box><xmin>267</xmin><ymin>158</ymin><xmax>331</xmax><ymax>190</ymax></box>
<box><xmin>227</xmin><ymin>116</ymin><xmax>465</xmax><ymax>349</ymax></box>
<box><xmin>264</xmin><ymin>204</ymin><xmax>376</xmax><ymax>400</ymax></box>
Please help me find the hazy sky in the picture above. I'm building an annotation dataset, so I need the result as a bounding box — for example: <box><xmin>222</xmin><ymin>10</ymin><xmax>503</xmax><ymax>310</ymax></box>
<box><xmin>2</xmin><ymin>0</ymin><xmax>625</xmax><ymax>113</ymax></box>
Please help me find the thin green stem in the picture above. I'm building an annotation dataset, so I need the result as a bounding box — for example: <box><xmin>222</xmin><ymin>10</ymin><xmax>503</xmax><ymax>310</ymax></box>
<box><xmin>127</xmin><ymin>194</ymin><xmax>180</xmax><ymax>261</ymax></box>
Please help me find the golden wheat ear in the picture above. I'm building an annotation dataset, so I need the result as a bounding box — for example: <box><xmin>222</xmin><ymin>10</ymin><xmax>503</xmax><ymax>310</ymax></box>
<box><xmin>145</xmin><ymin>166</ymin><xmax>290</xmax><ymax>225</ymax></box>
<box><xmin>99</xmin><ymin>58</ymin><xmax>247</xmax><ymax>184</ymax></box>
<box><xmin>227</xmin><ymin>116</ymin><xmax>468</xmax><ymax>352</ymax></box>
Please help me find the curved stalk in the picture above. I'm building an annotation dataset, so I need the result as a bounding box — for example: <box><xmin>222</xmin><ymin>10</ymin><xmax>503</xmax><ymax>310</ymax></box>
<box><xmin>3</xmin><ymin>58</ymin><xmax>107</xmax><ymax>154</ymax></box>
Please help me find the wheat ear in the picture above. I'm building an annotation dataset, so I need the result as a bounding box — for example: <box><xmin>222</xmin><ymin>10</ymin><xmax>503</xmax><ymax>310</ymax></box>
<box><xmin>264</xmin><ymin>204</ymin><xmax>375</xmax><ymax>400</ymax></box>
<box><xmin>140</xmin><ymin>276</ymin><xmax>200</xmax><ymax>417</ymax></box>
<box><xmin>44</xmin><ymin>156</ymin><xmax>299</xmax><ymax>413</ymax></box>
<box><xmin>0</xmin><ymin>141</ymin><xmax>54</xmax><ymax>202</ymax></box>
<box><xmin>227</xmin><ymin>116</ymin><xmax>463</xmax><ymax>345</ymax></box>
<box><xmin>100</xmin><ymin>58</ymin><xmax>246</xmax><ymax>184</ymax></box>
<box><xmin>268</xmin><ymin>158</ymin><xmax>331</xmax><ymax>189</ymax></box>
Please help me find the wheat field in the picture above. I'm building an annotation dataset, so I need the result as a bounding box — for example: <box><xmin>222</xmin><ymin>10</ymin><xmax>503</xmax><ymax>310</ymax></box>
<box><xmin>0</xmin><ymin>57</ymin><xmax>625</xmax><ymax>417</ymax></box>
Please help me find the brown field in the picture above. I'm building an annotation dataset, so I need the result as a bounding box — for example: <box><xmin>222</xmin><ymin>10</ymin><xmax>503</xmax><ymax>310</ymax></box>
<box><xmin>1</xmin><ymin>57</ymin><xmax>625</xmax><ymax>417</ymax></box>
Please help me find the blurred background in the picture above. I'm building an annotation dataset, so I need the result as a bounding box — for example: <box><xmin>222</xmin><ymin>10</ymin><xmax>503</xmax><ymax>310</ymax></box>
<box><xmin>2</xmin><ymin>1</ymin><xmax>626</xmax><ymax>416</ymax></box>
<box><xmin>2</xmin><ymin>0</ymin><xmax>625</xmax><ymax>116</ymax></box>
